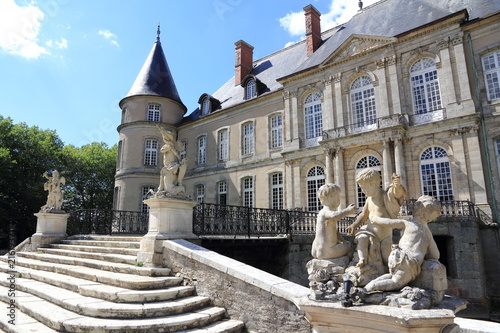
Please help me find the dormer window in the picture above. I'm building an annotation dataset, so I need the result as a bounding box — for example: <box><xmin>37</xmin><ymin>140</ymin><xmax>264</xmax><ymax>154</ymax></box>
<box><xmin>198</xmin><ymin>94</ymin><xmax>221</xmax><ymax>116</ymax></box>
<box><xmin>147</xmin><ymin>104</ymin><xmax>161</xmax><ymax>122</ymax></box>
<box><xmin>246</xmin><ymin>79</ymin><xmax>256</xmax><ymax>99</ymax></box>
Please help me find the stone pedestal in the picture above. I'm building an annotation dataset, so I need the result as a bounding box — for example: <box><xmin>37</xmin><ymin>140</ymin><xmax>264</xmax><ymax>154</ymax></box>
<box><xmin>28</xmin><ymin>212</ymin><xmax>69</xmax><ymax>251</ymax></box>
<box><xmin>296</xmin><ymin>296</ymin><xmax>463</xmax><ymax>333</ymax></box>
<box><xmin>137</xmin><ymin>197</ymin><xmax>198</xmax><ymax>267</ymax></box>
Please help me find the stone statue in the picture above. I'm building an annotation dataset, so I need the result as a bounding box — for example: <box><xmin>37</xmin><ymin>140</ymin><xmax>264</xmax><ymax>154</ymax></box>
<box><xmin>343</xmin><ymin>170</ymin><xmax>406</xmax><ymax>286</ymax></box>
<box><xmin>311</xmin><ymin>184</ymin><xmax>356</xmax><ymax>259</ymax></box>
<box><xmin>363</xmin><ymin>195</ymin><xmax>441</xmax><ymax>293</ymax></box>
<box><xmin>155</xmin><ymin>126</ymin><xmax>187</xmax><ymax>197</ymax></box>
<box><xmin>40</xmin><ymin>170</ymin><xmax>65</xmax><ymax>212</ymax></box>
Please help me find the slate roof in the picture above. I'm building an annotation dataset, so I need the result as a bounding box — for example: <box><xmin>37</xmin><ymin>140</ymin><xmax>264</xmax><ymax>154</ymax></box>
<box><xmin>183</xmin><ymin>0</ymin><xmax>500</xmax><ymax>122</ymax></box>
<box><xmin>121</xmin><ymin>38</ymin><xmax>186</xmax><ymax>113</ymax></box>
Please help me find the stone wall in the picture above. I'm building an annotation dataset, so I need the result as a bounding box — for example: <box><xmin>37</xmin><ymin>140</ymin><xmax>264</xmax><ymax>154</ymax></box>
<box><xmin>162</xmin><ymin>239</ymin><xmax>312</xmax><ymax>333</ymax></box>
<box><xmin>479</xmin><ymin>227</ymin><xmax>500</xmax><ymax>308</ymax></box>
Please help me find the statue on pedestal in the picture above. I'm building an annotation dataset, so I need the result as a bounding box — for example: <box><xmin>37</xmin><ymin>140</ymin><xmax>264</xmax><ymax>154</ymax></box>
<box><xmin>154</xmin><ymin>126</ymin><xmax>188</xmax><ymax>198</ymax></box>
<box><xmin>40</xmin><ymin>170</ymin><xmax>65</xmax><ymax>212</ymax></box>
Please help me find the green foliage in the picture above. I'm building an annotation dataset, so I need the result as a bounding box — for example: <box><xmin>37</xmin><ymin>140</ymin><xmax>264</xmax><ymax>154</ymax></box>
<box><xmin>62</xmin><ymin>142</ymin><xmax>117</xmax><ymax>211</ymax></box>
<box><xmin>135</xmin><ymin>261</ymin><xmax>143</xmax><ymax>267</ymax></box>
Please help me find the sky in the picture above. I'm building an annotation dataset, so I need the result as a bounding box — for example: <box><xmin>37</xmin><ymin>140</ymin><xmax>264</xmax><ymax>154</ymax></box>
<box><xmin>0</xmin><ymin>0</ymin><xmax>378</xmax><ymax>147</ymax></box>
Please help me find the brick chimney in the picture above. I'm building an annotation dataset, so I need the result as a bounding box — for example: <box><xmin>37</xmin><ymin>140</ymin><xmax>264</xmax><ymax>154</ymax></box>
<box><xmin>235</xmin><ymin>40</ymin><xmax>254</xmax><ymax>85</ymax></box>
<box><xmin>304</xmin><ymin>4</ymin><xmax>322</xmax><ymax>55</ymax></box>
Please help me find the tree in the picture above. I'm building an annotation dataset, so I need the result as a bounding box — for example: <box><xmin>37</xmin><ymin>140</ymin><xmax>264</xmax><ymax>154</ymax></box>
<box><xmin>61</xmin><ymin>142</ymin><xmax>117</xmax><ymax>211</ymax></box>
<box><xmin>0</xmin><ymin>116</ymin><xmax>64</xmax><ymax>248</ymax></box>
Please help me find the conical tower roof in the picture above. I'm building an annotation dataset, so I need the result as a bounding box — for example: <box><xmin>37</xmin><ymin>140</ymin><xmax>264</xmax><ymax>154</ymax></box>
<box><xmin>121</xmin><ymin>28</ymin><xmax>186</xmax><ymax>113</ymax></box>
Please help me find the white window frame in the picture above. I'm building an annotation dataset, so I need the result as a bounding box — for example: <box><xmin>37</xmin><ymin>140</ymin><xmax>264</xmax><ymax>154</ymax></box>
<box><xmin>350</xmin><ymin>76</ymin><xmax>377</xmax><ymax>131</ymax></box>
<box><xmin>306</xmin><ymin>166</ymin><xmax>325</xmax><ymax>212</ymax></box>
<box><xmin>242</xmin><ymin>176</ymin><xmax>254</xmax><ymax>207</ymax></box>
<box><xmin>217</xmin><ymin>181</ymin><xmax>227</xmax><ymax>205</ymax></box>
<box><xmin>304</xmin><ymin>92</ymin><xmax>323</xmax><ymax>147</ymax></box>
<box><xmin>419</xmin><ymin>146</ymin><xmax>454</xmax><ymax>202</ymax></box>
<box><xmin>144</xmin><ymin>139</ymin><xmax>158</xmax><ymax>166</ymax></box>
<box><xmin>482</xmin><ymin>50</ymin><xmax>500</xmax><ymax>101</ymax></box>
<box><xmin>410</xmin><ymin>58</ymin><xmax>442</xmax><ymax>114</ymax></box>
<box><xmin>197</xmin><ymin>135</ymin><xmax>207</xmax><ymax>165</ymax></box>
<box><xmin>196</xmin><ymin>184</ymin><xmax>205</xmax><ymax>203</ymax></box>
<box><xmin>141</xmin><ymin>185</ymin><xmax>155</xmax><ymax>213</ymax></box>
<box><xmin>270</xmin><ymin>172</ymin><xmax>284</xmax><ymax>210</ymax></box>
<box><xmin>179</xmin><ymin>140</ymin><xmax>187</xmax><ymax>160</ymax></box>
<box><xmin>355</xmin><ymin>156</ymin><xmax>382</xmax><ymax>208</ymax></box>
<box><xmin>270</xmin><ymin>114</ymin><xmax>283</xmax><ymax>149</ymax></box>
<box><xmin>242</xmin><ymin>122</ymin><xmax>254</xmax><ymax>156</ymax></box>
<box><xmin>202</xmin><ymin>97</ymin><xmax>210</xmax><ymax>115</ymax></box>
<box><xmin>147</xmin><ymin>104</ymin><xmax>161</xmax><ymax>122</ymax></box>
<box><xmin>218</xmin><ymin>128</ymin><xmax>229</xmax><ymax>161</ymax></box>
<box><xmin>246</xmin><ymin>79</ymin><xmax>256</xmax><ymax>99</ymax></box>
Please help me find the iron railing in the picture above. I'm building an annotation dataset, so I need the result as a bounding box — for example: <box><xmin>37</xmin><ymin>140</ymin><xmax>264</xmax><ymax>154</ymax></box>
<box><xmin>322</xmin><ymin>114</ymin><xmax>408</xmax><ymax>140</ymax></box>
<box><xmin>67</xmin><ymin>209</ymin><xmax>149</xmax><ymax>235</ymax></box>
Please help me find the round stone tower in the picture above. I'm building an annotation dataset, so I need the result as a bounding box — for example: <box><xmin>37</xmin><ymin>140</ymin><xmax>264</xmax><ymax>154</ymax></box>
<box><xmin>114</xmin><ymin>27</ymin><xmax>186</xmax><ymax>212</ymax></box>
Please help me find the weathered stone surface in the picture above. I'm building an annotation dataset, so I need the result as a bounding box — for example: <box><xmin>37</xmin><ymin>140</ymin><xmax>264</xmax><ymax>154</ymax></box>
<box><xmin>411</xmin><ymin>259</ymin><xmax>447</xmax><ymax>305</ymax></box>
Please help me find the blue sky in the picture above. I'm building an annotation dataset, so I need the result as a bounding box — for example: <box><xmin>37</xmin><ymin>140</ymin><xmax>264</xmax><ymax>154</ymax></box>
<box><xmin>0</xmin><ymin>0</ymin><xmax>377</xmax><ymax>147</ymax></box>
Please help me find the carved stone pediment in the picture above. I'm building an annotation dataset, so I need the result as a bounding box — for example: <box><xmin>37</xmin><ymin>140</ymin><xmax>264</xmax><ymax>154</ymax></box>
<box><xmin>321</xmin><ymin>34</ymin><xmax>397</xmax><ymax>67</ymax></box>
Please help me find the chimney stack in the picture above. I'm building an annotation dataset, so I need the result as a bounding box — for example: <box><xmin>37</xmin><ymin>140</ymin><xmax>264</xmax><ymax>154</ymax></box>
<box><xmin>304</xmin><ymin>4</ymin><xmax>322</xmax><ymax>55</ymax></box>
<box><xmin>235</xmin><ymin>40</ymin><xmax>254</xmax><ymax>85</ymax></box>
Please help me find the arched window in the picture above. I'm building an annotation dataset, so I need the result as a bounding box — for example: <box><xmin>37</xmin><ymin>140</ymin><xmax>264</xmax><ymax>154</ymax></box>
<box><xmin>196</xmin><ymin>184</ymin><xmax>205</xmax><ymax>203</ymax></box>
<box><xmin>144</xmin><ymin>139</ymin><xmax>158</xmax><ymax>166</ymax></box>
<box><xmin>304</xmin><ymin>92</ymin><xmax>323</xmax><ymax>146</ymax></box>
<box><xmin>355</xmin><ymin>156</ymin><xmax>381</xmax><ymax>207</ymax></box>
<box><xmin>201</xmin><ymin>97</ymin><xmax>210</xmax><ymax>115</ymax></box>
<box><xmin>307</xmin><ymin>166</ymin><xmax>325</xmax><ymax>212</ymax></box>
<box><xmin>482</xmin><ymin>50</ymin><xmax>500</xmax><ymax>101</ymax></box>
<box><xmin>420</xmin><ymin>146</ymin><xmax>453</xmax><ymax>201</ymax></box>
<box><xmin>350</xmin><ymin>76</ymin><xmax>377</xmax><ymax>132</ymax></box>
<box><xmin>410</xmin><ymin>58</ymin><xmax>442</xmax><ymax>114</ymax></box>
<box><xmin>246</xmin><ymin>79</ymin><xmax>256</xmax><ymax>99</ymax></box>
<box><xmin>270</xmin><ymin>172</ymin><xmax>284</xmax><ymax>210</ymax></box>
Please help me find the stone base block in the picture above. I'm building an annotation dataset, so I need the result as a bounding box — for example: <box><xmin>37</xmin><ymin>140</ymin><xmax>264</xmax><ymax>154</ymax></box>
<box><xmin>411</xmin><ymin>259</ymin><xmax>448</xmax><ymax>305</ymax></box>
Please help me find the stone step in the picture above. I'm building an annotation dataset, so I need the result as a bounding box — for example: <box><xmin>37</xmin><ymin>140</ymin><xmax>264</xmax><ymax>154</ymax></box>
<box><xmin>49</xmin><ymin>243</ymin><xmax>140</xmax><ymax>255</ymax></box>
<box><xmin>16</xmin><ymin>251</ymin><xmax>170</xmax><ymax>276</ymax></box>
<box><xmin>40</xmin><ymin>247</ymin><xmax>137</xmax><ymax>265</ymax></box>
<box><xmin>59</xmin><ymin>239</ymin><xmax>141</xmax><ymax>248</ymax></box>
<box><xmin>0</xmin><ymin>279</ymin><xmax>210</xmax><ymax>319</ymax></box>
<box><xmin>180</xmin><ymin>320</ymin><xmax>245</xmax><ymax>333</ymax></box>
<box><xmin>0</xmin><ymin>299</ymin><xmax>59</xmax><ymax>333</ymax></box>
<box><xmin>69</xmin><ymin>234</ymin><xmax>144</xmax><ymax>242</ymax></box>
<box><xmin>0</xmin><ymin>256</ymin><xmax>182</xmax><ymax>290</ymax></box>
<box><xmin>0</xmin><ymin>286</ymin><xmax>227</xmax><ymax>332</ymax></box>
<box><xmin>0</xmin><ymin>261</ymin><xmax>194</xmax><ymax>303</ymax></box>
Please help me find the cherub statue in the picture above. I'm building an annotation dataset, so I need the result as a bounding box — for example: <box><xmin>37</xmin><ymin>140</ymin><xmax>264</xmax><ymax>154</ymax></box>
<box><xmin>311</xmin><ymin>184</ymin><xmax>356</xmax><ymax>259</ymax></box>
<box><xmin>364</xmin><ymin>195</ymin><xmax>441</xmax><ymax>292</ymax></box>
<box><xmin>40</xmin><ymin>170</ymin><xmax>66</xmax><ymax>212</ymax></box>
<box><xmin>156</xmin><ymin>126</ymin><xmax>187</xmax><ymax>197</ymax></box>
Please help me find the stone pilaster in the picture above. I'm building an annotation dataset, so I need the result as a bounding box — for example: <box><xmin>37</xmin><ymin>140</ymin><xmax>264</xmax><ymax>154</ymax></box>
<box><xmin>334</xmin><ymin>148</ymin><xmax>346</xmax><ymax>208</ymax></box>
<box><xmin>333</xmin><ymin>75</ymin><xmax>344</xmax><ymax>128</ymax></box>
<box><xmin>393</xmin><ymin>136</ymin><xmax>407</xmax><ymax>190</ymax></box>
<box><xmin>382</xmin><ymin>139</ymin><xmax>393</xmax><ymax>189</ymax></box>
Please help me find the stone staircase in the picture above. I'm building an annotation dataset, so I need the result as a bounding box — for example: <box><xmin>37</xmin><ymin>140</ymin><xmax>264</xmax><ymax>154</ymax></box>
<box><xmin>0</xmin><ymin>235</ymin><xmax>245</xmax><ymax>332</ymax></box>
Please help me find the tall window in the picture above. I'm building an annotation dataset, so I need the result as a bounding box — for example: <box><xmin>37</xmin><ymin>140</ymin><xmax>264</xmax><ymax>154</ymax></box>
<box><xmin>147</xmin><ymin>104</ymin><xmax>160</xmax><ymax>122</ymax></box>
<box><xmin>117</xmin><ymin>140</ymin><xmax>123</xmax><ymax>169</ymax></box>
<box><xmin>270</xmin><ymin>114</ymin><xmax>283</xmax><ymax>149</ymax></box>
<box><xmin>141</xmin><ymin>186</ymin><xmax>155</xmax><ymax>213</ymax></box>
<box><xmin>217</xmin><ymin>181</ymin><xmax>227</xmax><ymax>205</ymax></box>
<box><xmin>307</xmin><ymin>166</ymin><xmax>325</xmax><ymax>212</ymax></box>
<box><xmin>218</xmin><ymin>129</ymin><xmax>229</xmax><ymax>161</ymax></box>
<box><xmin>242</xmin><ymin>177</ymin><xmax>254</xmax><ymax>207</ymax></box>
<box><xmin>410</xmin><ymin>58</ymin><xmax>442</xmax><ymax>114</ymax></box>
<box><xmin>196</xmin><ymin>184</ymin><xmax>205</xmax><ymax>203</ymax></box>
<box><xmin>482</xmin><ymin>50</ymin><xmax>500</xmax><ymax>101</ymax></box>
<box><xmin>202</xmin><ymin>97</ymin><xmax>210</xmax><ymax>115</ymax></box>
<box><xmin>242</xmin><ymin>122</ymin><xmax>254</xmax><ymax>155</ymax></box>
<box><xmin>270</xmin><ymin>172</ymin><xmax>284</xmax><ymax>210</ymax></box>
<box><xmin>420</xmin><ymin>146</ymin><xmax>454</xmax><ymax>201</ymax></box>
<box><xmin>179</xmin><ymin>141</ymin><xmax>187</xmax><ymax>160</ymax></box>
<box><xmin>197</xmin><ymin>136</ymin><xmax>206</xmax><ymax>165</ymax></box>
<box><xmin>351</xmin><ymin>76</ymin><xmax>377</xmax><ymax>132</ymax></box>
<box><xmin>144</xmin><ymin>139</ymin><xmax>158</xmax><ymax>166</ymax></box>
<box><xmin>355</xmin><ymin>156</ymin><xmax>381</xmax><ymax>208</ymax></box>
<box><xmin>304</xmin><ymin>93</ymin><xmax>323</xmax><ymax>142</ymax></box>
<box><xmin>246</xmin><ymin>79</ymin><xmax>256</xmax><ymax>99</ymax></box>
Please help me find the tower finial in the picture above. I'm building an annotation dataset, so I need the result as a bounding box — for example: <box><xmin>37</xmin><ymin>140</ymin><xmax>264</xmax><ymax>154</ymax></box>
<box><xmin>156</xmin><ymin>23</ymin><xmax>161</xmax><ymax>42</ymax></box>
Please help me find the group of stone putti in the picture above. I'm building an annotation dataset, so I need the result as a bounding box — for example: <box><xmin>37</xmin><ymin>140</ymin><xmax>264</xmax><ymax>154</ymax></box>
<box><xmin>308</xmin><ymin>169</ymin><xmax>447</xmax><ymax>309</ymax></box>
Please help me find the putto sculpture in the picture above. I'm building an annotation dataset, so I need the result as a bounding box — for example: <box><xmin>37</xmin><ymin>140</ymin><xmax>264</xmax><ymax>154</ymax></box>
<box><xmin>154</xmin><ymin>125</ymin><xmax>188</xmax><ymax>198</ymax></box>
<box><xmin>40</xmin><ymin>170</ymin><xmax>66</xmax><ymax>212</ymax></box>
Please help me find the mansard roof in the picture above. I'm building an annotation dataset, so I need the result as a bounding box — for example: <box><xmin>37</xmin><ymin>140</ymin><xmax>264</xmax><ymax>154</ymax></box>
<box><xmin>183</xmin><ymin>0</ymin><xmax>500</xmax><ymax>123</ymax></box>
<box><xmin>121</xmin><ymin>38</ymin><xmax>186</xmax><ymax>112</ymax></box>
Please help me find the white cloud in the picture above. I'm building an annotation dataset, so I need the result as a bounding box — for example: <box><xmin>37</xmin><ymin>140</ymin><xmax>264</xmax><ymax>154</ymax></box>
<box><xmin>279</xmin><ymin>0</ymin><xmax>379</xmax><ymax>36</ymax></box>
<box><xmin>46</xmin><ymin>37</ymin><xmax>68</xmax><ymax>49</ymax></box>
<box><xmin>0</xmin><ymin>0</ymin><xmax>49</xmax><ymax>59</ymax></box>
<box><xmin>98</xmin><ymin>29</ymin><xmax>119</xmax><ymax>47</ymax></box>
